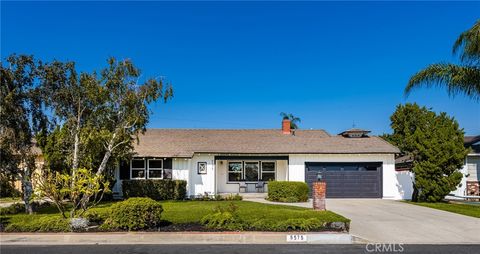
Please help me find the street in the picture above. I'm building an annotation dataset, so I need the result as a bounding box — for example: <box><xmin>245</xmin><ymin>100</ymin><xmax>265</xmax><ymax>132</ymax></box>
<box><xmin>1</xmin><ymin>244</ymin><xmax>479</xmax><ymax>254</ymax></box>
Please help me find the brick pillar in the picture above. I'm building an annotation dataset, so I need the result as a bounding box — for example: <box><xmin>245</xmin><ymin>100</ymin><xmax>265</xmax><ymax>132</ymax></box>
<box><xmin>312</xmin><ymin>181</ymin><xmax>326</xmax><ymax>211</ymax></box>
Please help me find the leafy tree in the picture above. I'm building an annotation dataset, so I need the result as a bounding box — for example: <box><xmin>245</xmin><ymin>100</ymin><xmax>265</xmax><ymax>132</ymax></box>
<box><xmin>39</xmin><ymin>61</ymin><xmax>101</xmax><ymax>175</ymax></box>
<box><xmin>0</xmin><ymin>55</ymin><xmax>48</xmax><ymax>213</ymax></box>
<box><xmin>280</xmin><ymin>112</ymin><xmax>301</xmax><ymax>129</ymax></box>
<box><xmin>35</xmin><ymin>168</ymin><xmax>110</xmax><ymax>218</ymax></box>
<box><xmin>36</xmin><ymin>126</ymin><xmax>72</xmax><ymax>172</ymax></box>
<box><xmin>406</xmin><ymin>20</ymin><xmax>480</xmax><ymax>100</ymax></box>
<box><xmin>385</xmin><ymin>103</ymin><xmax>468</xmax><ymax>202</ymax></box>
<box><xmin>91</xmin><ymin>57</ymin><xmax>173</xmax><ymax>176</ymax></box>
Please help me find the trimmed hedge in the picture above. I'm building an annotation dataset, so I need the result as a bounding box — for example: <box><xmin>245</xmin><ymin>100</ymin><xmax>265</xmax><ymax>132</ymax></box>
<box><xmin>267</xmin><ymin>181</ymin><xmax>309</xmax><ymax>202</ymax></box>
<box><xmin>102</xmin><ymin>197</ymin><xmax>163</xmax><ymax>230</ymax></box>
<box><xmin>122</xmin><ymin>179</ymin><xmax>187</xmax><ymax>200</ymax></box>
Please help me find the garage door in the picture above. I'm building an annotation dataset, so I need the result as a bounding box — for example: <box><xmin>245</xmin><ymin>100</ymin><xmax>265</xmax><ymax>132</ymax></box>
<box><xmin>305</xmin><ymin>162</ymin><xmax>382</xmax><ymax>198</ymax></box>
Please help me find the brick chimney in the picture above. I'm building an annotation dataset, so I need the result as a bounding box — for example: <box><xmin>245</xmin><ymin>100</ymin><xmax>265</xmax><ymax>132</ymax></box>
<box><xmin>282</xmin><ymin>118</ymin><xmax>291</xmax><ymax>134</ymax></box>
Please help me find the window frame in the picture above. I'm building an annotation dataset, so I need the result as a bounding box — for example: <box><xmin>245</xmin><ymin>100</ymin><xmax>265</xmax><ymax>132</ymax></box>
<box><xmin>227</xmin><ymin>161</ymin><xmax>243</xmax><ymax>182</ymax></box>
<box><xmin>147</xmin><ymin>158</ymin><xmax>163</xmax><ymax>179</ymax></box>
<box><xmin>243</xmin><ymin>161</ymin><xmax>260</xmax><ymax>182</ymax></box>
<box><xmin>226</xmin><ymin>160</ymin><xmax>277</xmax><ymax>183</ymax></box>
<box><xmin>260</xmin><ymin>161</ymin><xmax>276</xmax><ymax>181</ymax></box>
<box><xmin>130</xmin><ymin>158</ymin><xmax>146</xmax><ymax>180</ymax></box>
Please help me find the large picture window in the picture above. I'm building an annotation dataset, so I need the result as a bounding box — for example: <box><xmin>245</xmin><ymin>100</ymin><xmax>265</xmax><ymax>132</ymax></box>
<box><xmin>261</xmin><ymin>161</ymin><xmax>276</xmax><ymax>181</ymax></box>
<box><xmin>228</xmin><ymin>162</ymin><xmax>242</xmax><ymax>181</ymax></box>
<box><xmin>227</xmin><ymin>160</ymin><xmax>276</xmax><ymax>182</ymax></box>
<box><xmin>148</xmin><ymin>159</ymin><xmax>163</xmax><ymax>179</ymax></box>
<box><xmin>131</xmin><ymin>159</ymin><xmax>146</xmax><ymax>179</ymax></box>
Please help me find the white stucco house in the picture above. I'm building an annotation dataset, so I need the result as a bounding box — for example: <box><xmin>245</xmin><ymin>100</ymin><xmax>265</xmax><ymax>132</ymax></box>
<box><xmin>395</xmin><ymin>135</ymin><xmax>480</xmax><ymax>200</ymax></box>
<box><xmin>113</xmin><ymin>119</ymin><xmax>409</xmax><ymax>199</ymax></box>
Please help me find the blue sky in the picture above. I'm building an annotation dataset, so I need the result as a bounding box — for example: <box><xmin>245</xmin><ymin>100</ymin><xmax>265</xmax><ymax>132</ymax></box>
<box><xmin>2</xmin><ymin>1</ymin><xmax>479</xmax><ymax>135</ymax></box>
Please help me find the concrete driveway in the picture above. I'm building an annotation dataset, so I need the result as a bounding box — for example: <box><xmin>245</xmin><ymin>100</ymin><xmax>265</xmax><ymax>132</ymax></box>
<box><xmin>327</xmin><ymin>199</ymin><xmax>480</xmax><ymax>244</ymax></box>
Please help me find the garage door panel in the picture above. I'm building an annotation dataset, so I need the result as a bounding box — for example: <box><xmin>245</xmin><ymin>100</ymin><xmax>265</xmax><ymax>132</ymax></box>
<box><xmin>306</xmin><ymin>162</ymin><xmax>382</xmax><ymax>198</ymax></box>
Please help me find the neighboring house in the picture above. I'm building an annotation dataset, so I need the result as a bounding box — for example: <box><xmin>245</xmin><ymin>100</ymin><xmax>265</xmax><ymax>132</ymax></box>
<box><xmin>452</xmin><ymin>136</ymin><xmax>480</xmax><ymax>197</ymax></box>
<box><xmin>113</xmin><ymin>119</ymin><xmax>404</xmax><ymax>199</ymax></box>
<box><xmin>394</xmin><ymin>135</ymin><xmax>480</xmax><ymax>199</ymax></box>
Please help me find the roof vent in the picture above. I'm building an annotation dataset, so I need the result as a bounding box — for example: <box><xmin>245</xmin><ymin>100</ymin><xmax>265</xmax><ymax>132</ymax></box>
<box><xmin>339</xmin><ymin>128</ymin><xmax>370</xmax><ymax>138</ymax></box>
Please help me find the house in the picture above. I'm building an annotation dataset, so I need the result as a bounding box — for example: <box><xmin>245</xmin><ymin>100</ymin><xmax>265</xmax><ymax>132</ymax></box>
<box><xmin>451</xmin><ymin>135</ymin><xmax>480</xmax><ymax>197</ymax></box>
<box><xmin>113</xmin><ymin>119</ymin><xmax>404</xmax><ymax>199</ymax></box>
<box><xmin>394</xmin><ymin>135</ymin><xmax>480</xmax><ymax>199</ymax></box>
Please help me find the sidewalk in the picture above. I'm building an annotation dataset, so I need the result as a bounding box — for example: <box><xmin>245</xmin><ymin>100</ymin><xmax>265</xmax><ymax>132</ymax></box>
<box><xmin>0</xmin><ymin>232</ymin><xmax>355</xmax><ymax>245</ymax></box>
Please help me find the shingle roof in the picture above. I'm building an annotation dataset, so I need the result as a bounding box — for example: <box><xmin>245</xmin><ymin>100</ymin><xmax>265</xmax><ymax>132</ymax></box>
<box><xmin>464</xmin><ymin>136</ymin><xmax>480</xmax><ymax>146</ymax></box>
<box><xmin>133</xmin><ymin>129</ymin><xmax>400</xmax><ymax>157</ymax></box>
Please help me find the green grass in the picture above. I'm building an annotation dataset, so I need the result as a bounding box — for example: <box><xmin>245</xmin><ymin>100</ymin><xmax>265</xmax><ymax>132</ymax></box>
<box><xmin>406</xmin><ymin>201</ymin><xmax>480</xmax><ymax>218</ymax></box>
<box><xmin>1</xmin><ymin>200</ymin><xmax>349</xmax><ymax>232</ymax></box>
<box><xmin>160</xmin><ymin>200</ymin><xmax>349</xmax><ymax>224</ymax></box>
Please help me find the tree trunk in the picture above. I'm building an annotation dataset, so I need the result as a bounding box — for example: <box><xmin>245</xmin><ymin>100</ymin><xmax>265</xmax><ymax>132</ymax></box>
<box><xmin>72</xmin><ymin>129</ymin><xmax>80</xmax><ymax>172</ymax></box>
<box><xmin>21</xmin><ymin>168</ymin><xmax>33</xmax><ymax>214</ymax></box>
<box><xmin>97</xmin><ymin>148</ymin><xmax>112</xmax><ymax>176</ymax></box>
<box><xmin>72</xmin><ymin>113</ymin><xmax>81</xmax><ymax>173</ymax></box>
<box><xmin>411</xmin><ymin>183</ymin><xmax>419</xmax><ymax>202</ymax></box>
<box><xmin>96</xmin><ymin>134</ymin><xmax>116</xmax><ymax>176</ymax></box>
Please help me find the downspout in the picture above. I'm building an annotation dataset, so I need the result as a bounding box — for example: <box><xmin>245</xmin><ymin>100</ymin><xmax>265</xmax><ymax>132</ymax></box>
<box><xmin>213</xmin><ymin>157</ymin><xmax>217</xmax><ymax>195</ymax></box>
<box><xmin>287</xmin><ymin>156</ymin><xmax>290</xmax><ymax>181</ymax></box>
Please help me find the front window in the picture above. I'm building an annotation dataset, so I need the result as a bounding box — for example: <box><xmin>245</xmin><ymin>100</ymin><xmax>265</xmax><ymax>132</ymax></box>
<box><xmin>244</xmin><ymin>162</ymin><xmax>259</xmax><ymax>181</ymax></box>
<box><xmin>227</xmin><ymin>160</ymin><xmax>277</xmax><ymax>182</ymax></box>
<box><xmin>131</xmin><ymin>159</ymin><xmax>146</xmax><ymax>179</ymax></box>
<box><xmin>228</xmin><ymin>162</ymin><xmax>242</xmax><ymax>181</ymax></box>
<box><xmin>261</xmin><ymin>162</ymin><xmax>276</xmax><ymax>181</ymax></box>
<box><xmin>148</xmin><ymin>159</ymin><xmax>163</xmax><ymax>179</ymax></box>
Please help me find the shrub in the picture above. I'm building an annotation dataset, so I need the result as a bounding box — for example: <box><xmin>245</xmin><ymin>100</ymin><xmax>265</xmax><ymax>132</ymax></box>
<box><xmin>122</xmin><ymin>180</ymin><xmax>187</xmax><ymax>201</ymax></box>
<box><xmin>200</xmin><ymin>203</ymin><xmax>243</xmax><ymax>230</ymax></box>
<box><xmin>83</xmin><ymin>208</ymin><xmax>110</xmax><ymax>224</ymax></box>
<box><xmin>267</xmin><ymin>181</ymin><xmax>309</xmax><ymax>202</ymax></box>
<box><xmin>224</xmin><ymin>193</ymin><xmax>243</xmax><ymax>201</ymax></box>
<box><xmin>0</xmin><ymin>201</ymin><xmax>50</xmax><ymax>215</ymax></box>
<box><xmin>102</xmin><ymin>198</ymin><xmax>163</xmax><ymax>230</ymax></box>
<box><xmin>35</xmin><ymin>168</ymin><xmax>110</xmax><ymax>218</ymax></box>
<box><xmin>0</xmin><ymin>203</ymin><xmax>25</xmax><ymax>215</ymax></box>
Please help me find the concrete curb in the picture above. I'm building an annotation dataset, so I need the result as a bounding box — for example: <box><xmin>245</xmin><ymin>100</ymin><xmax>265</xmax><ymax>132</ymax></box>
<box><xmin>0</xmin><ymin>232</ymin><xmax>353</xmax><ymax>245</ymax></box>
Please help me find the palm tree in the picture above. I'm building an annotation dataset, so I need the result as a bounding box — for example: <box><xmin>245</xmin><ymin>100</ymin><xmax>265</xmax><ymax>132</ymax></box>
<box><xmin>405</xmin><ymin>20</ymin><xmax>480</xmax><ymax>100</ymax></box>
<box><xmin>280</xmin><ymin>112</ymin><xmax>301</xmax><ymax>129</ymax></box>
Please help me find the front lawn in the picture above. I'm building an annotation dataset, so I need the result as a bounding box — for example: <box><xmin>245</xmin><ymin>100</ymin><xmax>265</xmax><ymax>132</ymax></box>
<box><xmin>406</xmin><ymin>201</ymin><xmax>480</xmax><ymax>218</ymax></box>
<box><xmin>1</xmin><ymin>200</ymin><xmax>349</xmax><ymax>232</ymax></box>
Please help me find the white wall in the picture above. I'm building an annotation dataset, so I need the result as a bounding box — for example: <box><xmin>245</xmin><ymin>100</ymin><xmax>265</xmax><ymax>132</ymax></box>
<box><xmin>187</xmin><ymin>154</ymin><xmax>215</xmax><ymax>197</ymax></box>
<box><xmin>288</xmin><ymin>153</ymin><xmax>402</xmax><ymax>199</ymax></box>
<box><xmin>395</xmin><ymin>170</ymin><xmax>414</xmax><ymax>200</ymax></box>
<box><xmin>449</xmin><ymin>155</ymin><xmax>479</xmax><ymax>198</ymax></box>
<box><xmin>172</xmin><ymin>158</ymin><xmax>190</xmax><ymax>181</ymax></box>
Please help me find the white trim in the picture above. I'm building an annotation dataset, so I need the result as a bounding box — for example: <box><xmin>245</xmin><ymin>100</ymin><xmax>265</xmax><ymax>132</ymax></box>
<box><xmin>130</xmin><ymin>158</ymin><xmax>146</xmax><ymax>180</ymax></box>
<box><xmin>147</xmin><ymin>158</ymin><xmax>164</xmax><ymax>179</ymax></box>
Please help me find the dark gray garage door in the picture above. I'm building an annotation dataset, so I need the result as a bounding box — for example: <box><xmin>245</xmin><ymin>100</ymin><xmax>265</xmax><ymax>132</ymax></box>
<box><xmin>305</xmin><ymin>162</ymin><xmax>382</xmax><ymax>198</ymax></box>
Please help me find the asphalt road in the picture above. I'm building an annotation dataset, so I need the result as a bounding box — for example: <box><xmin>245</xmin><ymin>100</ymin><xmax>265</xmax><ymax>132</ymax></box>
<box><xmin>1</xmin><ymin>244</ymin><xmax>479</xmax><ymax>254</ymax></box>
